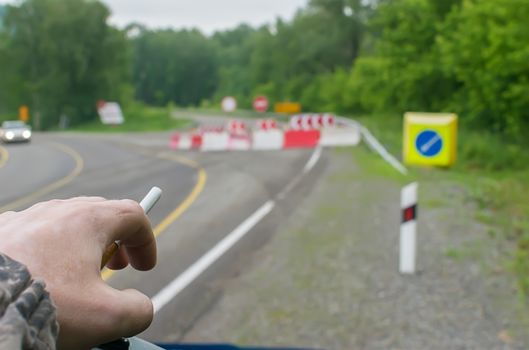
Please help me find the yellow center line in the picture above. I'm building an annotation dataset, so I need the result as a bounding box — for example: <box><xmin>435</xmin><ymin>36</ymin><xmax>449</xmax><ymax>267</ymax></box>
<box><xmin>161</xmin><ymin>154</ymin><xmax>200</xmax><ymax>169</ymax></box>
<box><xmin>0</xmin><ymin>145</ymin><xmax>9</xmax><ymax>169</ymax></box>
<box><xmin>0</xmin><ymin>142</ymin><xmax>84</xmax><ymax>213</ymax></box>
<box><xmin>101</xmin><ymin>154</ymin><xmax>207</xmax><ymax>281</ymax></box>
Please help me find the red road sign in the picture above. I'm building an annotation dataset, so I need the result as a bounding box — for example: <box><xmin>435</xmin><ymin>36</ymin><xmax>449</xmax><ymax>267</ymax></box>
<box><xmin>253</xmin><ymin>96</ymin><xmax>269</xmax><ymax>113</ymax></box>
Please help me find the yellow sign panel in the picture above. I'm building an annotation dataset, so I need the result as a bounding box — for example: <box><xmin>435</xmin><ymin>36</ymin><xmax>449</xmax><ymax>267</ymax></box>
<box><xmin>274</xmin><ymin>102</ymin><xmax>301</xmax><ymax>114</ymax></box>
<box><xmin>19</xmin><ymin>105</ymin><xmax>29</xmax><ymax>122</ymax></box>
<box><xmin>403</xmin><ymin>112</ymin><xmax>458</xmax><ymax>167</ymax></box>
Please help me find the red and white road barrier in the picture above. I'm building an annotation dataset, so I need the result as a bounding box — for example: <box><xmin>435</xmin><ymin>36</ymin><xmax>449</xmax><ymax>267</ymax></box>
<box><xmin>400</xmin><ymin>182</ymin><xmax>418</xmax><ymax>274</ymax></box>
<box><xmin>171</xmin><ymin>127</ymin><xmax>359</xmax><ymax>151</ymax></box>
<box><xmin>228</xmin><ymin>133</ymin><xmax>251</xmax><ymax>151</ymax></box>
<box><xmin>290</xmin><ymin>114</ymin><xmax>335</xmax><ymax>130</ymax></box>
<box><xmin>320</xmin><ymin>128</ymin><xmax>361</xmax><ymax>147</ymax></box>
<box><xmin>226</xmin><ymin>120</ymin><xmax>251</xmax><ymax>150</ymax></box>
<box><xmin>252</xmin><ymin>130</ymin><xmax>284</xmax><ymax>150</ymax></box>
<box><xmin>169</xmin><ymin>115</ymin><xmax>360</xmax><ymax>151</ymax></box>
<box><xmin>201</xmin><ymin>132</ymin><xmax>230</xmax><ymax>152</ymax></box>
<box><xmin>170</xmin><ymin>133</ymin><xmax>187</xmax><ymax>150</ymax></box>
<box><xmin>170</xmin><ymin>133</ymin><xmax>202</xmax><ymax>150</ymax></box>
<box><xmin>227</xmin><ymin>120</ymin><xmax>248</xmax><ymax>135</ymax></box>
<box><xmin>255</xmin><ymin>119</ymin><xmax>278</xmax><ymax>130</ymax></box>
<box><xmin>283</xmin><ymin>130</ymin><xmax>321</xmax><ymax>149</ymax></box>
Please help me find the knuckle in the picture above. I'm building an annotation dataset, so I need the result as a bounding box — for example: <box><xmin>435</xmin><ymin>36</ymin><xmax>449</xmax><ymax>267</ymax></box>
<box><xmin>118</xmin><ymin>199</ymin><xmax>143</xmax><ymax>216</ymax></box>
<box><xmin>0</xmin><ymin>211</ymin><xmax>17</xmax><ymax>224</ymax></box>
<box><xmin>0</xmin><ymin>210</ymin><xmax>16</xmax><ymax>217</ymax></box>
<box><xmin>29</xmin><ymin>199</ymin><xmax>62</xmax><ymax>210</ymax></box>
<box><xmin>82</xmin><ymin>196</ymin><xmax>106</xmax><ymax>201</ymax></box>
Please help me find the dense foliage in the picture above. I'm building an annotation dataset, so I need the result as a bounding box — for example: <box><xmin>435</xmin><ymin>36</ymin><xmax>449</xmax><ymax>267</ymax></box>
<box><xmin>0</xmin><ymin>0</ymin><xmax>129</xmax><ymax>129</ymax></box>
<box><xmin>0</xmin><ymin>5</ymin><xmax>5</xmax><ymax>26</ymax></box>
<box><xmin>132</xmin><ymin>27</ymin><xmax>218</xmax><ymax>107</ymax></box>
<box><xmin>347</xmin><ymin>0</ymin><xmax>529</xmax><ymax>137</ymax></box>
<box><xmin>0</xmin><ymin>0</ymin><xmax>528</xmax><ymax>135</ymax></box>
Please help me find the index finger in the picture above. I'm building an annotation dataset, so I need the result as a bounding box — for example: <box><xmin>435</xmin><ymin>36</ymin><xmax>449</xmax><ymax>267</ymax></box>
<box><xmin>98</xmin><ymin>199</ymin><xmax>157</xmax><ymax>271</ymax></box>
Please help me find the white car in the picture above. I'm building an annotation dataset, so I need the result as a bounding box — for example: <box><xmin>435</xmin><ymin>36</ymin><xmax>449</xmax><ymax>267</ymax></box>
<box><xmin>0</xmin><ymin>121</ymin><xmax>32</xmax><ymax>143</ymax></box>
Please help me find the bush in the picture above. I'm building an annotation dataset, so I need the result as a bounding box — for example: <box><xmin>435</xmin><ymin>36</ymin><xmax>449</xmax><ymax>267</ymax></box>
<box><xmin>458</xmin><ymin>132</ymin><xmax>529</xmax><ymax>171</ymax></box>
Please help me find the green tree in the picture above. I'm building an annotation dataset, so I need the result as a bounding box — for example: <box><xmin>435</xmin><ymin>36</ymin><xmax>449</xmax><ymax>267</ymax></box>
<box><xmin>309</xmin><ymin>0</ymin><xmax>374</xmax><ymax>61</ymax></box>
<box><xmin>0</xmin><ymin>5</ymin><xmax>5</xmax><ymax>28</ymax></box>
<box><xmin>246</xmin><ymin>3</ymin><xmax>371</xmax><ymax>106</ymax></box>
<box><xmin>211</xmin><ymin>24</ymin><xmax>257</xmax><ymax>108</ymax></box>
<box><xmin>343</xmin><ymin>0</ymin><xmax>458</xmax><ymax>114</ymax></box>
<box><xmin>437</xmin><ymin>0</ymin><xmax>529</xmax><ymax>135</ymax></box>
<box><xmin>132</xmin><ymin>29</ymin><xmax>218</xmax><ymax>107</ymax></box>
<box><xmin>2</xmin><ymin>0</ymin><xmax>130</xmax><ymax>129</ymax></box>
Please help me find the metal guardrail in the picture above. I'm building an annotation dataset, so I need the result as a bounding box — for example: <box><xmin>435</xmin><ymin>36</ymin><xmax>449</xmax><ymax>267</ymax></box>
<box><xmin>336</xmin><ymin>116</ymin><xmax>408</xmax><ymax>176</ymax></box>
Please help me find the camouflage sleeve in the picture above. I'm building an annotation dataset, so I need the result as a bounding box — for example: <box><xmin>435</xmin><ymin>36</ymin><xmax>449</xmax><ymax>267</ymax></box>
<box><xmin>0</xmin><ymin>254</ymin><xmax>59</xmax><ymax>350</ymax></box>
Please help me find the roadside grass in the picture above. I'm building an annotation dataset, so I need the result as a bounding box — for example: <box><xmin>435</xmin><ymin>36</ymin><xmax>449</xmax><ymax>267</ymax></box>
<box><xmin>347</xmin><ymin>113</ymin><xmax>529</xmax><ymax>299</ymax></box>
<box><xmin>67</xmin><ymin>104</ymin><xmax>192</xmax><ymax>132</ymax></box>
<box><xmin>333</xmin><ymin>146</ymin><xmax>413</xmax><ymax>185</ymax></box>
<box><xmin>0</xmin><ymin>111</ymin><xmax>17</xmax><ymax>123</ymax></box>
<box><xmin>443</xmin><ymin>239</ymin><xmax>486</xmax><ymax>261</ymax></box>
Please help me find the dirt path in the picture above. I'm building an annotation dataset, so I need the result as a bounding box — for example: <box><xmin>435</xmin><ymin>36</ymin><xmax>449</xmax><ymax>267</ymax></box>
<box><xmin>184</xmin><ymin>147</ymin><xmax>529</xmax><ymax>350</ymax></box>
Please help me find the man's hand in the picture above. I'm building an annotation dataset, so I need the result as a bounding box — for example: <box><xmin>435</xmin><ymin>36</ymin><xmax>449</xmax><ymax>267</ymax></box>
<box><xmin>0</xmin><ymin>197</ymin><xmax>157</xmax><ymax>349</ymax></box>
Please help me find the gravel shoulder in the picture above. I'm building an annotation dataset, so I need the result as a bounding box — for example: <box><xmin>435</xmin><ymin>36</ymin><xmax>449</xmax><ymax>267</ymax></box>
<box><xmin>183</xmin><ymin>146</ymin><xmax>529</xmax><ymax>350</ymax></box>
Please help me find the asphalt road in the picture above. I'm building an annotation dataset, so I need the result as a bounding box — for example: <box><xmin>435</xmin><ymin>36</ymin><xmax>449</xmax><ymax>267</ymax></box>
<box><xmin>0</xmin><ymin>130</ymin><xmax>324</xmax><ymax>343</ymax></box>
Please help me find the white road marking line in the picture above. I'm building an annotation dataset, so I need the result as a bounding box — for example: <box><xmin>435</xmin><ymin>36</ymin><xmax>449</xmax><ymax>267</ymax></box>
<box><xmin>278</xmin><ymin>147</ymin><xmax>321</xmax><ymax>200</ymax></box>
<box><xmin>152</xmin><ymin>200</ymin><xmax>275</xmax><ymax>314</ymax></box>
<box><xmin>152</xmin><ymin>147</ymin><xmax>323</xmax><ymax>314</ymax></box>
<box><xmin>303</xmin><ymin>146</ymin><xmax>322</xmax><ymax>174</ymax></box>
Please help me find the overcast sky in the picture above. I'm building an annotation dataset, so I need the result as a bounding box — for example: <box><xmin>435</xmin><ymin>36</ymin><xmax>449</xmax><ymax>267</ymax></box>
<box><xmin>0</xmin><ymin>0</ymin><xmax>309</xmax><ymax>34</ymax></box>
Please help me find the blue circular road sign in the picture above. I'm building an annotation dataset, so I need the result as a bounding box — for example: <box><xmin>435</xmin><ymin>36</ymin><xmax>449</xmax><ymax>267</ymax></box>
<box><xmin>415</xmin><ymin>130</ymin><xmax>443</xmax><ymax>157</ymax></box>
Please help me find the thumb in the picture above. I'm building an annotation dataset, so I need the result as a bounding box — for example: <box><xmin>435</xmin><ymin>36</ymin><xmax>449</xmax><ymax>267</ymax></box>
<box><xmin>104</xmin><ymin>287</ymin><xmax>154</xmax><ymax>339</ymax></box>
<box><xmin>56</xmin><ymin>284</ymin><xmax>153</xmax><ymax>349</ymax></box>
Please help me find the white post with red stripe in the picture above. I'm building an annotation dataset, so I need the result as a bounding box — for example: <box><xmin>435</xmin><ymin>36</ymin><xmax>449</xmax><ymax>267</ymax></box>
<box><xmin>400</xmin><ymin>182</ymin><xmax>418</xmax><ymax>274</ymax></box>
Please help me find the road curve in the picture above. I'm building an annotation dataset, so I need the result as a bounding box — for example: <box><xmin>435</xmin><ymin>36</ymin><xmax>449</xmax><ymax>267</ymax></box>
<box><xmin>0</xmin><ymin>140</ymin><xmax>81</xmax><ymax>209</ymax></box>
<box><xmin>0</xmin><ymin>130</ymin><xmax>325</xmax><ymax>343</ymax></box>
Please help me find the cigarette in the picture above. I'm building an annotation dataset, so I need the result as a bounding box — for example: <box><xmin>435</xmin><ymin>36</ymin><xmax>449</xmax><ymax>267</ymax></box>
<box><xmin>100</xmin><ymin>187</ymin><xmax>162</xmax><ymax>269</ymax></box>
<box><xmin>139</xmin><ymin>186</ymin><xmax>162</xmax><ymax>214</ymax></box>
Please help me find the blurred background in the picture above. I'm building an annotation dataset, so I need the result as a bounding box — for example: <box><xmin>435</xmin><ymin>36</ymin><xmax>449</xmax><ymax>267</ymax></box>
<box><xmin>1</xmin><ymin>0</ymin><xmax>528</xmax><ymax>140</ymax></box>
<box><xmin>0</xmin><ymin>0</ymin><xmax>529</xmax><ymax>349</ymax></box>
